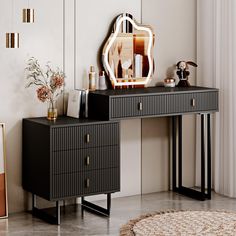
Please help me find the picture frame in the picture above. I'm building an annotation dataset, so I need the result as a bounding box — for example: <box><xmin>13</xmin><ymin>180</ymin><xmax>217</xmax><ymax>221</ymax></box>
<box><xmin>0</xmin><ymin>123</ymin><xmax>8</xmax><ymax>218</ymax></box>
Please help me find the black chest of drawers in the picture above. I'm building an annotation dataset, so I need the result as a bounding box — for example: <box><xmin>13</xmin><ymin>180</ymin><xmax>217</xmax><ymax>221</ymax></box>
<box><xmin>22</xmin><ymin>117</ymin><xmax>120</xmax><ymax>223</ymax></box>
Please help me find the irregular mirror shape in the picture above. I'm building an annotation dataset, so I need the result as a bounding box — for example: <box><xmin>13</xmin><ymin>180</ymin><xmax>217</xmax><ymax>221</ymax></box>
<box><xmin>102</xmin><ymin>13</ymin><xmax>155</xmax><ymax>89</ymax></box>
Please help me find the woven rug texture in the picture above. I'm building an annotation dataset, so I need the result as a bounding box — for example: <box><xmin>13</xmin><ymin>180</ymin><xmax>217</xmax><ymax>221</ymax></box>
<box><xmin>120</xmin><ymin>210</ymin><xmax>236</xmax><ymax>236</ymax></box>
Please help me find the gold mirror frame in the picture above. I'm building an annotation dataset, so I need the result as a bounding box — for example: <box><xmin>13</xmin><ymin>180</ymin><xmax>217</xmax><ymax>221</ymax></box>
<box><xmin>102</xmin><ymin>13</ymin><xmax>155</xmax><ymax>88</ymax></box>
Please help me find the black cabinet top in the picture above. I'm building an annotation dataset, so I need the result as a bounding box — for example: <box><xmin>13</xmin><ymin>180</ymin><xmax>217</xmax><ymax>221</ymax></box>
<box><xmin>23</xmin><ymin>116</ymin><xmax>117</xmax><ymax>127</ymax></box>
<box><xmin>90</xmin><ymin>86</ymin><xmax>218</xmax><ymax>97</ymax></box>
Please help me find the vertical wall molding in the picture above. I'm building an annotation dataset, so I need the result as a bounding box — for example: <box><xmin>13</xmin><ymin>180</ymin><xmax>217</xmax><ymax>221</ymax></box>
<box><xmin>63</xmin><ymin>0</ymin><xmax>76</xmax><ymax>91</ymax></box>
<box><xmin>63</xmin><ymin>0</ymin><xmax>65</xmax><ymax>72</ymax></box>
<box><xmin>141</xmin><ymin>0</ymin><xmax>143</xmax><ymax>23</ymax></box>
<box><xmin>74</xmin><ymin>0</ymin><xmax>77</xmax><ymax>89</ymax></box>
<box><xmin>140</xmin><ymin>0</ymin><xmax>143</xmax><ymax>194</ymax></box>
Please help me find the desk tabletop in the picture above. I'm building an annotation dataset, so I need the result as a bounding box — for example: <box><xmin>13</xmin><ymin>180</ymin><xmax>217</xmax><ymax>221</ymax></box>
<box><xmin>23</xmin><ymin>116</ymin><xmax>118</xmax><ymax>127</ymax></box>
<box><xmin>90</xmin><ymin>86</ymin><xmax>218</xmax><ymax>97</ymax></box>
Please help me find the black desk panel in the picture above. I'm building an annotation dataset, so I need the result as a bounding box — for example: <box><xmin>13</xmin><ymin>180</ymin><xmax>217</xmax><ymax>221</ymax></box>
<box><xmin>89</xmin><ymin>86</ymin><xmax>218</xmax><ymax>120</ymax></box>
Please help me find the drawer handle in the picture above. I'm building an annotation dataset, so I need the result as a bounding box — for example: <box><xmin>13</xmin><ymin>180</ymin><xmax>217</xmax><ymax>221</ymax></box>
<box><xmin>138</xmin><ymin>102</ymin><xmax>143</xmax><ymax>111</ymax></box>
<box><xmin>86</xmin><ymin>178</ymin><xmax>90</xmax><ymax>188</ymax></box>
<box><xmin>86</xmin><ymin>134</ymin><xmax>90</xmax><ymax>143</ymax></box>
<box><xmin>86</xmin><ymin>156</ymin><xmax>90</xmax><ymax>166</ymax></box>
<box><xmin>191</xmin><ymin>98</ymin><xmax>196</xmax><ymax>107</ymax></box>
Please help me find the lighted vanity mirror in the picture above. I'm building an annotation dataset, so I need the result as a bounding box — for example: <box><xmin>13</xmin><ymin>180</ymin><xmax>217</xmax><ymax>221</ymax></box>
<box><xmin>102</xmin><ymin>13</ymin><xmax>155</xmax><ymax>89</ymax></box>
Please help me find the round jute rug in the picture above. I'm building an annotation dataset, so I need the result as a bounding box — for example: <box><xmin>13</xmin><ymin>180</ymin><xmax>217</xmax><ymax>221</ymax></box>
<box><xmin>120</xmin><ymin>210</ymin><xmax>236</xmax><ymax>236</ymax></box>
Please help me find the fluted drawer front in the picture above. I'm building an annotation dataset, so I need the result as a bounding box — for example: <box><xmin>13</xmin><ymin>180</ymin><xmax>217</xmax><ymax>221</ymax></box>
<box><xmin>142</xmin><ymin>91</ymin><xmax>218</xmax><ymax>115</ymax></box>
<box><xmin>191</xmin><ymin>92</ymin><xmax>218</xmax><ymax>112</ymax></box>
<box><xmin>111</xmin><ymin>91</ymin><xmax>218</xmax><ymax>118</ymax></box>
<box><xmin>52</xmin><ymin>123</ymin><xmax>119</xmax><ymax>151</ymax></box>
<box><xmin>52</xmin><ymin>146</ymin><xmax>120</xmax><ymax>174</ymax></box>
<box><xmin>111</xmin><ymin>96</ymin><xmax>144</xmax><ymax>118</ymax></box>
<box><xmin>51</xmin><ymin>168</ymin><xmax>120</xmax><ymax>199</ymax></box>
<box><xmin>162</xmin><ymin>92</ymin><xmax>218</xmax><ymax>114</ymax></box>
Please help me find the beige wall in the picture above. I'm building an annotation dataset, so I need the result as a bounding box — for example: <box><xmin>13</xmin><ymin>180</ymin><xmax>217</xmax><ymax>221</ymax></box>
<box><xmin>0</xmin><ymin>0</ymin><xmax>66</xmax><ymax>213</ymax></box>
<box><xmin>0</xmin><ymin>0</ymin><xmax>197</xmax><ymax>213</ymax></box>
<box><xmin>75</xmin><ymin>0</ymin><xmax>142</xmax><ymax>203</ymax></box>
<box><xmin>142</xmin><ymin>0</ymin><xmax>197</xmax><ymax>191</ymax></box>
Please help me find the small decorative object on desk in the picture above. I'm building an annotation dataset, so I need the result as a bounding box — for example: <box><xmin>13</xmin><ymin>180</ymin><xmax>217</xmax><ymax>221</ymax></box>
<box><xmin>176</xmin><ymin>61</ymin><xmax>198</xmax><ymax>87</ymax></box>
<box><xmin>25</xmin><ymin>57</ymin><xmax>65</xmax><ymax>121</ymax></box>
<box><xmin>89</xmin><ymin>66</ymin><xmax>96</xmax><ymax>91</ymax></box>
<box><xmin>164</xmin><ymin>78</ymin><xmax>176</xmax><ymax>88</ymax></box>
<box><xmin>67</xmin><ymin>90</ymin><xmax>82</xmax><ymax>118</ymax></box>
<box><xmin>99</xmin><ymin>71</ymin><xmax>108</xmax><ymax>90</ymax></box>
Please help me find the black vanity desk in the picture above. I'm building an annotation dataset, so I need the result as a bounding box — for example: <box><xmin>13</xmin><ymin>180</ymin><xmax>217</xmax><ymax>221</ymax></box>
<box><xmin>89</xmin><ymin>86</ymin><xmax>219</xmax><ymax>200</ymax></box>
<box><xmin>23</xmin><ymin>86</ymin><xmax>218</xmax><ymax>225</ymax></box>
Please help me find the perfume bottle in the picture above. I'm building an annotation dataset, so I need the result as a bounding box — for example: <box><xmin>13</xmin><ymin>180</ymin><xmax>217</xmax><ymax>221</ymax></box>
<box><xmin>99</xmin><ymin>71</ymin><xmax>107</xmax><ymax>90</ymax></box>
<box><xmin>89</xmin><ymin>66</ymin><xmax>96</xmax><ymax>91</ymax></box>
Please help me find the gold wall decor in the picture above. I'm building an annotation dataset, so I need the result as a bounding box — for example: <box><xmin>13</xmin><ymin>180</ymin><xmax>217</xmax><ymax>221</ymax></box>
<box><xmin>0</xmin><ymin>124</ymin><xmax>8</xmax><ymax>218</ymax></box>
<box><xmin>102</xmin><ymin>13</ymin><xmax>155</xmax><ymax>89</ymax></box>
<box><xmin>6</xmin><ymin>0</ymin><xmax>19</xmax><ymax>48</ymax></box>
<box><xmin>6</xmin><ymin>33</ymin><xmax>19</xmax><ymax>49</ymax></box>
<box><xmin>23</xmin><ymin>8</ymin><xmax>34</xmax><ymax>23</ymax></box>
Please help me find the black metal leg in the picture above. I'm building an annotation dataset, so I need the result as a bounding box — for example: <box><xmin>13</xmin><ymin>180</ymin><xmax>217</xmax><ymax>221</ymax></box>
<box><xmin>178</xmin><ymin>116</ymin><xmax>183</xmax><ymax>188</ymax></box>
<box><xmin>32</xmin><ymin>193</ymin><xmax>36</xmax><ymax>208</ymax></box>
<box><xmin>172</xmin><ymin>114</ymin><xmax>212</xmax><ymax>201</ymax></box>
<box><xmin>207</xmin><ymin>114</ymin><xmax>212</xmax><ymax>199</ymax></box>
<box><xmin>32</xmin><ymin>194</ymin><xmax>61</xmax><ymax>225</ymax></box>
<box><xmin>56</xmin><ymin>201</ymin><xmax>60</xmax><ymax>225</ymax></box>
<box><xmin>81</xmin><ymin>193</ymin><xmax>111</xmax><ymax>217</ymax></box>
<box><xmin>172</xmin><ymin>116</ymin><xmax>177</xmax><ymax>191</ymax></box>
<box><xmin>107</xmin><ymin>193</ymin><xmax>111</xmax><ymax>213</ymax></box>
<box><xmin>201</xmin><ymin>114</ymin><xmax>205</xmax><ymax>195</ymax></box>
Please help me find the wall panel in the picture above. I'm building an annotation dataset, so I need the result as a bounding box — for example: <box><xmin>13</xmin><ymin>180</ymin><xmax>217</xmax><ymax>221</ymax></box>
<box><xmin>0</xmin><ymin>0</ymin><xmax>197</xmax><ymax>213</ymax></box>
<box><xmin>0</xmin><ymin>0</ymin><xmax>65</xmax><ymax>213</ymax></box>
<box><xmin>76</xmin><ymin>0</ymin><xmax>142</xmax><ymax>202</ymax></box>
<box><xmin>142</xmin><ymin>0</ymin><xmax>197</xmax><ymax>193</ymax></box>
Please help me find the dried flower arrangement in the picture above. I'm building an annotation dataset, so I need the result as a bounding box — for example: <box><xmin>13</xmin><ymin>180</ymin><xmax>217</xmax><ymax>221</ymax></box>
<box><xmin>25</xmin><ymin>57</ymin><xmax>65</xmax><ymax>120</ymax></box>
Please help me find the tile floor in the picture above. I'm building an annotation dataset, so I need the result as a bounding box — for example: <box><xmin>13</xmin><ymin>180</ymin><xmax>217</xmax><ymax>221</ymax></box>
<box><xmin>0</xmin><ymin>192</ymin><xmax>236</xmax><ymax>236</ymax></box>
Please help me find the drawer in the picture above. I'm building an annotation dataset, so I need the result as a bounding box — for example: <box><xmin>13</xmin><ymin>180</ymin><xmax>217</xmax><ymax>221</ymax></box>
<box><xmin>111</xmin><ymin>96</ymin><xmax>145</xmax><ymax>118</ymax></box>
<box><xmin>164</xmin><ymin>92</ymin><xmax>218</xmax><ymax>114</ymax></box>
<box><xmin>52</xmin><ymin>122</ymin><xmax>119</xmax><ymax>151</ymax></box>
<box><xmin>51</xmin><ymin>168</ymin><xmax>120</xmax><ymax>199</ymax></box>
<box><xmin>111</xmin><ymin>91</ymin><xmax>218</xmax><ymax>118</ymax></box>
<box><xmin>52</xmin><ymin>146</ymin><xmax>120</xmax><ymax>174</ymax></box>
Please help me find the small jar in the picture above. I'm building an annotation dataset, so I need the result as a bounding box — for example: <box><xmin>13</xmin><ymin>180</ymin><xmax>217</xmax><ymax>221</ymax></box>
<box><xmin>99</xmin><ymin>71</ymin><xmax>107</xmax><ymax>90</ymax></box>
<box><xmin>164</xmin><ymin>78</ymin><xmax>176</xmax><ymax>88</ymax></box>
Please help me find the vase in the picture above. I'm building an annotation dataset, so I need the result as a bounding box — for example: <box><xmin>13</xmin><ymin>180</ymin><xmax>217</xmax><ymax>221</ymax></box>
<box><xmin>47</xmin><ymin>101</ymin><xmax>58</xmax><ymax>121</ymax></box>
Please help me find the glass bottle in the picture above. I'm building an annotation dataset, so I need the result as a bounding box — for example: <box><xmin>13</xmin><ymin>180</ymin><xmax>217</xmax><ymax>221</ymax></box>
<box><xmin>47</xmin><ymin>100</ymin><xmax>58</xmax><ymax>121</ymax></box>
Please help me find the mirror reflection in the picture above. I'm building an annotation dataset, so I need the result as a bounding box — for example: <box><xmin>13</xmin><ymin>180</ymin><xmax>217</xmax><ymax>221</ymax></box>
<box><xmin>102</xmin><ymin>13</ymin><xmax>155</xmax><ymax>89</ymax></box>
